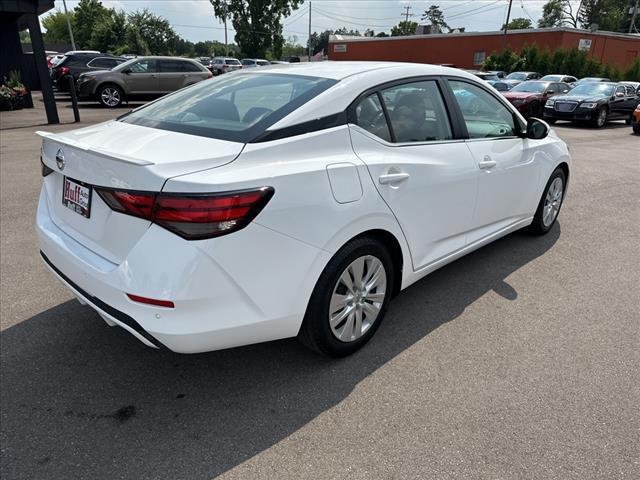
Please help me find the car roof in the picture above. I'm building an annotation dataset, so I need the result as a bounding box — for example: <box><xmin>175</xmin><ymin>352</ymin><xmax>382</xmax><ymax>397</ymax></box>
<box><xmin>240</xmin><ymin>61</ymin><xmax>467</xmax><ymax>81</ymax></box>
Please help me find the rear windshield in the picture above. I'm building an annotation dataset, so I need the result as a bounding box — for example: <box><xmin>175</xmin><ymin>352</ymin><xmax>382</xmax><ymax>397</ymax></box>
<box><xmin>226</xmin><ymin>59</ymin><xmax>241</xmax><ymax>65</ymax></box>
<box><xmin>118</xmin><ymin>73</ymin><xmax>337</xmax><ymax>142</ymax></box>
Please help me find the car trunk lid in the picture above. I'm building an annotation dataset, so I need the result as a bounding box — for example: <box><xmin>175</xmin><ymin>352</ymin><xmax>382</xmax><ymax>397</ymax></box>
<box><xmin>38</xmin><ymin>121</ymin><xmax>244</xmax><ymax>264</ymax></box>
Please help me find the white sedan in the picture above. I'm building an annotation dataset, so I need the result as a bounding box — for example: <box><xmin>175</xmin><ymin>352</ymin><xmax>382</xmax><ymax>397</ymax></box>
<box><xmin>36</xmin><ymin>62</ymin><xmax>570</xmax><ymax>356</ymax></box>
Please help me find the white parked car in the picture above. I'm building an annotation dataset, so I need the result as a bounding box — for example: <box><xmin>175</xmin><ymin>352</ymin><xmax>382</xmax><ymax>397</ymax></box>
<box><xmin>36</xmin><ymin>62</ymin><xmax>571</xmax><ymax>356</ymax></box>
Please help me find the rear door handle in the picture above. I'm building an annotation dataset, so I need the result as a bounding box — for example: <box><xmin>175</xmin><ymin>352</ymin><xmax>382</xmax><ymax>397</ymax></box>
<box><xmin>479</xmin><ymin>156</ymin><xmax>497</xmax><ymax>169</ymax></box>
<box><xmin>379</xmin><ymin>173</ymin><xmax>410</xmax><ymax>184</ymax></box>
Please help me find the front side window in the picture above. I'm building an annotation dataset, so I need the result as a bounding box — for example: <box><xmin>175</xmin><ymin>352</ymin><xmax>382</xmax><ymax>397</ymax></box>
<box><xmin>128</xmin><ymin>59</ymin><xmax>156</xmax><ymax>73</ymax></box>
<box><xmin>119</xmin><ymin>73</ymin><xmax>336</xmax><ymax>142</ymax></box>
<box><xmin>449</xmin><ymin>80</ymin><xmax>516</xmax><ymax>139</ymax></box>
<box><xmin>380</xmin><ymin>80</ymin><xmax>453</xmax><ymax>143</ymax></box>
<box><xmin>354</xmin><ymin>93</ymin><xmax>391</xmax><ymax>142</ymax></box>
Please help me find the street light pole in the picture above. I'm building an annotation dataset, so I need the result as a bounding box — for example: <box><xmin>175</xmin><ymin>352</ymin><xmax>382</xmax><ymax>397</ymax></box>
<box><xmin>503</xmin><ymin>0</ymin><xmax>513</xmax><ymax>50</ymax></box>
<box><xmin>61</xmin><ymin>0</ymin><xmax>76</xmax><ymax>50</ymax></box>
<box><xmin>308</xmin><ymin>2</ymin><xmax>312</xmax><ymax>61</ymax></box>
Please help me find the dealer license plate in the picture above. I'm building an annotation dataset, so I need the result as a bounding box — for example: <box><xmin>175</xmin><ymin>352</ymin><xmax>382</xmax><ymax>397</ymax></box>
<box><xmin>62</xmin><ymin>176</ymin><xmax>92</xmax><ymax>218</ymax></box>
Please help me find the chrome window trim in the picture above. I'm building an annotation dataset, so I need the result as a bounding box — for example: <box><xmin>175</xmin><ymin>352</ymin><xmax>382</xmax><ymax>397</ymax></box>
<box><xmin>348</xmin><ymin>123</ymin><xmax>466</xmax><ymax>148</ymax></box>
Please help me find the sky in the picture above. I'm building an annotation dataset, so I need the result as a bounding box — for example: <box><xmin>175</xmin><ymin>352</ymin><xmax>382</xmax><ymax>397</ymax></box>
<box><xmin>49</xmin><ymin>0</ymin><xmax>581</xmax><ymax>45</ymax></box>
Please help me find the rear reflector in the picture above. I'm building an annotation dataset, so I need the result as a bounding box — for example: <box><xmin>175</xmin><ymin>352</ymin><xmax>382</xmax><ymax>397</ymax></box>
<box><xmin>127</xmin><ymin>294</ymin><xmax>175</xmax><ymax>309</ymax></box>
<box><xmin>96</xmin><ymin>187</ymin><xmax>274</xmax><ymax>240</ymax></box>
<box><xmin>41</xmin><ymin>157</ymin><xmax>54</xmax><ymax>177</ymax></box>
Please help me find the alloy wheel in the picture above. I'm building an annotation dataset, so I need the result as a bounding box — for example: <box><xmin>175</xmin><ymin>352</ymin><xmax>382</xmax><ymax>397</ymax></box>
<box><xmin>329</xmin><ymin>255</ymin><xmax>387</xmax><ymax>343</ymax></box>
<box><xmin>101</xmin><ymin>87</ymin><xmax>121</xmax><ymax>107</ymax></box>
<box><xmin>542</xmin><ymin>177</ymin><xmax>564</xmax><ymax>227</ymax></box>
<box><xmin>596</xmin><ymin>108</ymin><xmax>607</xmax><ymax>127</ymax></box>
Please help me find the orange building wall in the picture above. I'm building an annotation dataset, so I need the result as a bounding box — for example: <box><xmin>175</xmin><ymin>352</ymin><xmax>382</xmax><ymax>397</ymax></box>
<box><xmin>328</xmin><ymin>31</ymin><xmax>640</xmax><ymax>71</ymax></box>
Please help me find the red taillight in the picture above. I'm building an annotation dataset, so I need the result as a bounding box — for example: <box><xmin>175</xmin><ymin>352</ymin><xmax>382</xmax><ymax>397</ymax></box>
<box><xmin>59</xmin><ymin>66</ymin><xmax>70</xmax><ymax>75</ymax></box>
<box><xmin>97</xmin><ymin>190</ymin><xmax>156</xmax><ymax>219</ymax></box>
<box><xmin>127</xmin><ymin>294</ymin><xmax>174</xmax><ymax>308</ymax></box>
<box><xmin>96</xmin><ymin>187</ymin><xmax>274</xmax><ymax>240</ymax></box>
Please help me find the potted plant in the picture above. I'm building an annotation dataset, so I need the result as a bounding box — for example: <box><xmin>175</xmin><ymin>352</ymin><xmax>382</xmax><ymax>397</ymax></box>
<box><xmin>0</xmin><ymin>71</ymin><xmax>32</xmax><ymax>111</ymax></box>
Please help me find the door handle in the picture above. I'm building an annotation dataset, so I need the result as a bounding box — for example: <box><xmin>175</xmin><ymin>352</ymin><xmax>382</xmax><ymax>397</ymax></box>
<box><xmin>379</xmin><ymin>172</ymin><xmax>410</xmax><ymax>184</ymax></box>
<box><xmin>478</xmin><ymin>156</ymin><xmax>497</xmax><ymax>169</ymax></box>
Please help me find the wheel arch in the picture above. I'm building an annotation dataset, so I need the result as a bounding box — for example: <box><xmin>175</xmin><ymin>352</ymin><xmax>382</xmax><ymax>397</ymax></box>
<box><xmin>343</xmin><ymin>228</ymin><xmax>405</xmax><ymax>298</ymax></box>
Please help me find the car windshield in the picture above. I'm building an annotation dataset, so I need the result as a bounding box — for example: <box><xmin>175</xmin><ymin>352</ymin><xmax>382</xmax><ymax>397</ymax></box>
<box><xmin>118</xmin><ymin>73</ymin><xmax>336</xmax><ymax>142</ymax></box>
<box><xmin>511</xmin><ymin>82</ymin><xmax>546</xmax><ymax>93</ymax></box>
<box><xmin>570</xmin><ymin>83</ymin><xmax>615</xmax><ymax>96</ymax></box>
<box><xmin>506</xmin><ymin>72</ymin><xmax>526</xmax><ymax>80</ymax></box>
<box><xmin>541</xmin><ymin>75</ymin><xmax>561</xmax><ymax>81</ymax></box>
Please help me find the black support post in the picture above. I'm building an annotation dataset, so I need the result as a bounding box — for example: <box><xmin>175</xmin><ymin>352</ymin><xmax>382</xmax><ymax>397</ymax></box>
<box><xmin>26</xmin><ymin>13</ymin><xmax>59</xmax><ymax>124</ymax></box>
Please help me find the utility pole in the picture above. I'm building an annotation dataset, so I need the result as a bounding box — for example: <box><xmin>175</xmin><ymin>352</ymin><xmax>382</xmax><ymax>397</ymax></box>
<box><xmin>503</xmin><ymin>0</ymin><xmax>513</xmax><ymax>50</ymax></box>
<box><xmin>630</xmin><ymin>0</ymin><xmax>639</xmax><ymax>34</ymax></box>
<box><xmin>222</xmin><ymin>1</ymin><xmax>228</xmax><ymax>56</ymax></box>
<box><xmin>308</xmin><ymin>2</ymin><xmax>312</xmax><ymax>61</ymax></box>
<box><xmin>61</xmin><ymin>0</ymin><xmax>76</xmax><ymax>51</ymax></box>
<box><xmin>402</xmin><ymin>5</ymin><xmax>412</xmax><ymax>23</ymax></box>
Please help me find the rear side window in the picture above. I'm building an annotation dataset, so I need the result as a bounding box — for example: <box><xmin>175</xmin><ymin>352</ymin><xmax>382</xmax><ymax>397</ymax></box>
<box><xmin>87</xmin><ymin>57</ymin><xmax>119</xmax><ymax>69</ymax></box>
<box><xmin>449</xmin><ymin>80</ymin><xmax>516</xmax><ymax>139</ymax></box>
<box><xmin>380</xmin><ymin>80</ymin><xmax>453</xmax><ymax>143</ymax></box>
<box><xmin>226</xmin><ymin>59</ymin><xmax>241</xmax><ymax>65</ymax></box>
<box><xmin>119</xmin><ymin>73</ymin><xmax>337</xmax><ymax>142</ymax></box>
<box><xmin>158</xmin><ymin>60</ymin><xmax>201</xmax><ymax>73</ymax></box>
<box><xmin>354</xmin><ymin>93</ymin><xmax>391</xmax><ymax>142</ymax></box>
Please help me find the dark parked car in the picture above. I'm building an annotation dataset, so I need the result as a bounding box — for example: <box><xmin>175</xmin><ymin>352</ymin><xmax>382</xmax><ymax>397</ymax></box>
<box><xmin>487</xmin><ymin>70</ymin><xmax>507</xmax><ymax>78</ymax></box>
<box><xmin>50</xmin><ymin>52</ymin><xmax>127</xmax><ymax>91</ymax></box>
<box><xmin>76</xmin><ymin>56</ymin><xmax>212</xmax><ymax>107</ymax></box>
<box><xmin>211</xmin><ymin>57</ymin><xmax>242</xmax><ymax>75</ymax></box>
<box><xmin>504</xmin><ymin>71</ymin><xmax>542</xmax><ymax>87</ymax></box>
<box><xmin>196</xmin><ymin>57</ymin><xmax>214</xmax><ymax>72</ymax></box>
<box><xmin>543</xmin><ymin>82</ymin><xmax>639</xmax><ymax>128</ymax></box>
<box><xmin>486</xmin><ymin>80</ymin><xmax>511</xmax><ymax>92</ymax></box>
<box><xmin>503</xmin><ymin>80</ymin><xmax>571</xmax><ymax>118</ymax></box>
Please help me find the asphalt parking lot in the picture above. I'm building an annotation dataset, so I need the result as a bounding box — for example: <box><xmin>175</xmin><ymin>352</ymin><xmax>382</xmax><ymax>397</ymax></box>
<box><xmin>1</xmin><ymin>97</ymin><xmax>639</xmax><ymax>480</ymax></box>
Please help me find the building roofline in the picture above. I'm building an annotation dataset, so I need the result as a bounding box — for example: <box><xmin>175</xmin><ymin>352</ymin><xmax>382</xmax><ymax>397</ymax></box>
<box><xmin>329</xmin><ymin>27</ymin><xmax>640</xmax><ymax>43</ymax></box>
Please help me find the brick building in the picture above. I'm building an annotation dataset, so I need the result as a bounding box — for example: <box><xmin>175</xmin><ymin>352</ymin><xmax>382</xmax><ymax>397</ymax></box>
<box><xmin>328</xmin><ymin>27</ymin><xmax>640</xmax><ymax>71</ymax></box>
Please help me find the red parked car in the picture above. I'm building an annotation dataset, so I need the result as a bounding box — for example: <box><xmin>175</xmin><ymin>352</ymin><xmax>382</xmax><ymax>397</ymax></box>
<box><xmin>503</xmin><ymin>80</ymin><xmax>572</xmax><ymax>118</ymax></box>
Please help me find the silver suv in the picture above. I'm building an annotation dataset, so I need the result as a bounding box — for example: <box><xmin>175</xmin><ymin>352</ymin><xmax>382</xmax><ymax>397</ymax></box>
<box><xmin>77</xmin><ymin>56</ymin><xmax>212</xmax><ymax>108</ymax></box>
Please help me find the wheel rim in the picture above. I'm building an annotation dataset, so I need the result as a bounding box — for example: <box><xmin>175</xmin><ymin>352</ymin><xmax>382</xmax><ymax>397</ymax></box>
<box><xmin>329</xmin><ymin>255</ymin><xmax>387</xmax><ymax>343</ymax></box>
<box><xmin>101</xmin><ymin>87</ymin><xmax>120</xmax><ymax>107</ymax></box>
<box><xmin>597</xmin><ymin>108</ymin><xmax>606</xmax><ymax>126</ymax></box>
<box><xmin>542</xmin><ymin>177</ymin><xmax>564</xmax><ymax>227</ymax></box>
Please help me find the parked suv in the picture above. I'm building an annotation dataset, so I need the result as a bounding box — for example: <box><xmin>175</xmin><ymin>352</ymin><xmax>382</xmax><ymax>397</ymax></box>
<box><xmin>504</xmin><ymin>71</ymin><xmax>541</xmax><ymax>87</ymax></box>
<box><xmin>50</xmin><ymin>52</ymin><xmax>127</xmax><ymax>91</ymax></box>
<box><xmin>241</xmin><ymin>58</ymin><xmax>270</xmax><ymax>68</ymax></box>
<box><xmin>212</xmin><ymin>57</ymin><xmax>242</xmax><ymax>75</ymax></box>
<box><xmin>76</xmin><ymin>56</ymin><xmax>212</xmax><ymax>107</ymax></box>
<box><xmin>543</xmin><ymin>82</ymin><xmax>639</xmax><ymax>128</ymax></box>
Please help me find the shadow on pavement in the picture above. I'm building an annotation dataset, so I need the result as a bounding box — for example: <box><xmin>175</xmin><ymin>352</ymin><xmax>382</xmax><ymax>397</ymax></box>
<box><xmin>0</xmin><ymin>225</ymin><xmax>560</xmax><ymax>479</ymax></box>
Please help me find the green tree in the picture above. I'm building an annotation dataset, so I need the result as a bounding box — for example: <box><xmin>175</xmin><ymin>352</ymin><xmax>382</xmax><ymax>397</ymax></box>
<box><xmin>390</xmin><ymin>21</ymin><xmax>418</xmax><ymax>36</ymax></box>
<box><xmin>280</xmin><ymin>36</ymin><xmax>305</xmax><ymax>59</ymax></box>
<box><xmin>538</xmin><ymin>0</ymin><xmax>580</xmax><ymax>28</ymax></box>
<box><xmin>209</xmin><ymin>0</ymin><xmax>303</xmax><ymax>58</ymax></box>
<box><xmin>42</xmin><ymin>10</ymin><xmax>76</xmax><ymax>44</ymax></box>
<box><xmin>579</xmin><ymin>0</ymin><xmax>628</xmax><ymax>31</ymax></box>
<box><xmin>74</xmin><ymin>0</ymin><xmax>110</xmax><ymax>48</ymax></box>
<box><xmin>89</xmin><ymin>9</ymin><xmax>126</xmax><ymax>53</ymax></box>
<box><xmin>502</xmin><ymin>17</ymin><xmax>533</xmax><ymax>30</ymax></box>
<box><xmin>421</xmin><ymin>5</ymin><xmax>449</xmax><ymax>33</ymax></box>
<box><xmin>308</xmin><ymin>30</ymin><xmax>332</xmax><ymax>55</ymax></box>
<box><xmin>126</xmin><ymin>9</ymin><xmax>179</xmax><ymax>55</ymax></box>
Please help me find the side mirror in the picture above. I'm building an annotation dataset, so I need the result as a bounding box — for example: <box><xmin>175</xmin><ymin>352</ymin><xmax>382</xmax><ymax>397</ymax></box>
<box><xmin>122</xmin><ymin>68</ymin><xmax>132</xmax><ymax>74</ymax></box>
<box><xmin>546</xmin><ymin>90</ymin><xmax>555</xmax><ymax>95</ymax></box>
<box><xmin>615</xmin><ymin>91</ymin><xmax>624</xmax><ymax>98</ymax></box>
<box><xmin>525</xmin><ymin>117</ymin><xmax>549</xmax><ymax>140</ymax></box>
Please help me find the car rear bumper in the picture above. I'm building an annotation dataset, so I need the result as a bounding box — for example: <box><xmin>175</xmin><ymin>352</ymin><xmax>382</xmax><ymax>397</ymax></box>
<box><xmin>36</xmin><ymin>187</ymin><xmax>331</xmax><ymax>353</ymax></box>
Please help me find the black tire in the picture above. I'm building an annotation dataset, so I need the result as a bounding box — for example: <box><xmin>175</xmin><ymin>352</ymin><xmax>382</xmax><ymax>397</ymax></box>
<box><xmin>625</xmin><ymin>113</ymin><xmax>633</xmax><ymax>125</ymax></box>
<box><xmin>528</xmin><ymin>167</ymin><xmax>566</xmax><ymax>235</ymax></box>
<box><xmin>298</xmin><ymin>237</ymin><xmax>395</xmax><ymax>357</ymax></box>
<box><xmin>592</xmin><ymin>106</ymin><xmax>607</xmax><ymax>128</ymax></box>
<box><xmin>527</xmin><ymin>101</ymin><xmax>540</xmax><ymax>118</ymax></box>
<box><xmin>97</xmin><ymin>84</ymin><xmax>123</xmax><ymax>108</ymax></box>
<box><xmin>633</xmin><ymin>124</ymin><xmax>640</xmax><ymax>134</ymax></box>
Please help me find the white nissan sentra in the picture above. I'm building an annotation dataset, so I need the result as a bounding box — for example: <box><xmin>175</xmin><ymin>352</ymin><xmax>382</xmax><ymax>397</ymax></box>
<box><xmin>37</xmin><ymin>62</ymin><xmax>570</xmax><ymax>356</ymax></box>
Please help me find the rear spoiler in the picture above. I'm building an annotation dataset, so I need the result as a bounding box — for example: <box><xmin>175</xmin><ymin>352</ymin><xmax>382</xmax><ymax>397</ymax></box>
<box><xmin>36</xmin><ymin>131</ymin><xmax>154</xmax><ymax>166</ymax></box>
